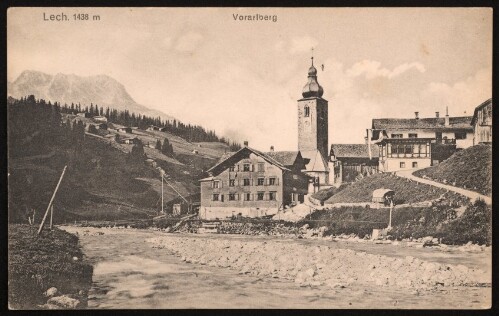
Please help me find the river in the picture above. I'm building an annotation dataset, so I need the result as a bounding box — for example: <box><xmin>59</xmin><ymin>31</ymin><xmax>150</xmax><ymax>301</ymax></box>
<box><xmin>60</xmin><ymin>226</ymin><xmax>491</xmax><ymax>309</ymax></box>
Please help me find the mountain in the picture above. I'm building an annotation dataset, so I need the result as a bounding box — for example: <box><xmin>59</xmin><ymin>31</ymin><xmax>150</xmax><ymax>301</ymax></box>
<box><xmin>8</xmin><ymin>70</ymin><xmax>174</xmax><ymax>121</ymax></box>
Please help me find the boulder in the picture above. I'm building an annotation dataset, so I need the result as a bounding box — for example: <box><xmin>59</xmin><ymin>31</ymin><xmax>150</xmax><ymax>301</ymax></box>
<box><xmin>47</xmin><ymin>295</ymin><xmax>83</xmax><ymax>309</ymax></box>
<box><xmin>44</xmin><ymin>287</ymin><xmax>58</xmax><ymax>298</ymax></box>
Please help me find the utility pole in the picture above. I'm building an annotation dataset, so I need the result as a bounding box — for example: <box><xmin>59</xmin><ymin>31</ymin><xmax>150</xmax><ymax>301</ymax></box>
<box><xmin>161</xmin><ymin>169</ymin><xmax>164</xmax><ymax>214</ymax></box>
<box><xmin>38</xmin><ymin>165</ymin><xmax>67</xmax><ymax>235</ymax></box>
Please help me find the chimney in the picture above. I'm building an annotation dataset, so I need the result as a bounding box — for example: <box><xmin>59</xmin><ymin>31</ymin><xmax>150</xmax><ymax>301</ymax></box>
<box><xmin>435</xmin><ymin>112</ymin><xmax>440</xmax><ymax>118</ymax></box>
<box><xmin>243</xmin><ymin>141</ymin><xmax>249</xmax><ymax>147</ymax></box>
<box><xmin>414</xmin><ymin>112</ymin><xmax>419</xmax><ymax>120</ymax></box>
<box><xmin>270</xmin><ymin>145</ymin><xmax>274</xmax><ymax>152</ymax></box>
<box><xmin>445</xmin><ymin>106</ymin><xmax>450</xmax><ymax>126</ymax></box>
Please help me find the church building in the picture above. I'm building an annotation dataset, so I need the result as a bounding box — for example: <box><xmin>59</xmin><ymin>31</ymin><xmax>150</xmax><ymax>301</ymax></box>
<box><xmin>297</xmin><ymin>57</ymin><xmax>337</xmax><ymax>190</ymax></box>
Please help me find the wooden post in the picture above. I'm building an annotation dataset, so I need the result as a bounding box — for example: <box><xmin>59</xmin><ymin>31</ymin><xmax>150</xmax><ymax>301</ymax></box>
<box><xmin>388</xmin><ymin>200</ymin><xmax>393</xmax><ymax>230</ymax></box>
<box><xmin>49</xmin><ymin>204</ymin><xmax>54</xmax><ymax>230</ymax></box>
<box><xmin>161</xmin><ymin>169</ymin><xmax>164</xmax><ymax>214</ymax></box>
<box><xmin>37</xmin><ymin>165</ymin><xmax>67</xmax><ymax>235</ymax></box>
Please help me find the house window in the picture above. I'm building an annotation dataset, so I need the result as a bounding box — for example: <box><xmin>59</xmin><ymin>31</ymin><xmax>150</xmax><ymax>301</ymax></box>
<box><xmin>229</xmin><ymin>179</ymin><xmax>235</xmax><ymax>187</ymax></box>
<box><xmin>257</xmin><ymin>162</ymin><xmax>265</xmax><ymax>172</ymax></box>
<box><xmin>400</xmin><ymin>162</ymin><xmax>405</xmax><ymax>168</ymax></box>
<box><xmin>408</xmin><ymin>133</ymin><xmax>418</xmax><ymax>138</ymax></box>
<box><xmin>391</xmin><ymin>134</ymin><xmax>403</xmax><ymax>138</ymax></box>
<box><xmin>405</xmin><ymin>144</ymin><xmax>413</xmax><ymax>155</ymax></box>
<box><xmin>244</xmin><ymin>193</ymin><xmax>252</xmax><ymax>201</ymax></box>
<box><xmin>304</xmin><ymin>106</ymin><xmax>310</xmax><ymax>117</ymax></box>
<box><xmin>229</xmin><ymin>166</ymin><xmax>235</xmax><ymax>172</ymax></box>
<box><xmin>229</xmin><ymin>193</ymin><xmax>236</xmax><ymax>201</ymax></box>
<box><xmin>257</xmin><ymin>192</ymin><xmax>265</xmax><ymax>201</ymax></box>
<box><xmin>213</xmin><ymin>181</ymin><xmax>220</xmax><ymax>188</ymax></box>
<box><xmin>268</xmin><ymin>177</ymin><xmax>276</xmax><ymax>185</ymax></box>
<box><xmin>212</xmin><ymin>194</ymin><xmax>219</xmax><ymax>201</ymax></box>
<box><xmin>435</xmin><ymin>132</ymin><xmax>442</xmax><ymax>140</ymax></box>
<box><xmin>412</xmin><ymin>162</ymin><xmax>418</xmax><ymax>168</ymax></box>
<box><xmin>455</xmin><ymin>132</ymin><xmax>467</xmax><ymax>140</ymax></box>
<box><xmin>243</xmin><ymin>163</ymin><xmax>251</xmax><ymax>171</ymax></box>
<box><xmin>243</xmin><ymin>179</ymin><xmax>251</xmax><ymax>186</ymax></box>
<box><xmin>269</xmin><ymin>191</ymin><xmax>277</xmax><ymax>201</ymax></box>
<box><xmin>257</xmin><ymin>178</ymin><xmax>265</xmax><ymax>186</ymax></box>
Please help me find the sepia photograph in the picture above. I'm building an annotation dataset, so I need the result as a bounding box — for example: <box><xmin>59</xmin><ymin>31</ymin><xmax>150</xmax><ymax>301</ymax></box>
<box><xmin>7</xmin><ymin>7</ymin><xmax>492</xmax><ymax>309</ymax></box>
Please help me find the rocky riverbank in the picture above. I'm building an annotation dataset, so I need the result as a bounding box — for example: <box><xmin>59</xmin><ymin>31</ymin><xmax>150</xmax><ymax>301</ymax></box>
<box><xmin>8</xmin><ymin>225</ymin><xmax>93</xmax><ymax>310</ymax></box>
<box><xmin>146</xmin><ymin>235</ymin><xmax>490</xmax><ymax>291</ymax></box>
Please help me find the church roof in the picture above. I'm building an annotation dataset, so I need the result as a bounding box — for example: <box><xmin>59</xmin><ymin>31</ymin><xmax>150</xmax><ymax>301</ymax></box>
<box><xmin>372</xmin><ymin>116</ymin><xmax>473</xmax><ymax>131</ymax></box>
<box><xmin>300</xmin><ymin>150</ymin><xmax>329</xmax><ymax>172</ymax></box>
<box><xmin>302</xmin><ymin>57</ymin><xmax>324</xmax><ymax>98</ymax></box>
<box><xmin>330</xmin><ymin>144</ymin><xmax>379</xmax><ymax>159</ymax></box>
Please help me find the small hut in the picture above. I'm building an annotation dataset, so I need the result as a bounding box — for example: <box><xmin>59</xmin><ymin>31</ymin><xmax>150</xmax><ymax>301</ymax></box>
<box><xmin>372</xmin><ymin>188</ymin><xmax>395</xmax><ymax>206</ymax></box>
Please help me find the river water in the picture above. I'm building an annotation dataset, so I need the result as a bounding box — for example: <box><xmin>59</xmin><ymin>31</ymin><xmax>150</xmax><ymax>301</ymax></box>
<box><xmin>60</xmin><ymin>226</ymin><xmax>491</xmax><ymax>309</ymax></box>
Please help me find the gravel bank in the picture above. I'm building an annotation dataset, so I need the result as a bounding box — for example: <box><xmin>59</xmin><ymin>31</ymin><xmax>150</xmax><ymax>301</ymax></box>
<box><xmin>147</xmin><ymin>235</ymin><xmax>489</xmax><ymax>291</ymax></box>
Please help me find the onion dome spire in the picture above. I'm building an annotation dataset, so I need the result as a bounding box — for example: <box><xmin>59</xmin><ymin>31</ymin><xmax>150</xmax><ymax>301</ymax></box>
<box><xmin>302</xmin><ymin>55</ymin><xmax>324</xmax><ymax>98</ymax></box>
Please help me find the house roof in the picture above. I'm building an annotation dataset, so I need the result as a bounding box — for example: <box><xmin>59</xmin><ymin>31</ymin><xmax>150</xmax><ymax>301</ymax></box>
<box><xmin>330</xmin><ymin>144</ymin><xmax>379</xmax><ymax>158</ymax></box>
<box><xmin>471</xmin><ymin>98</ymin><xmax>492</xmax><ymax>126</ymax></box>
<box><xmin>372</xmin><ymin>188</ymin><xmax>394</xmax><ymax>200</ymax></box>
<box><xmin>216</xmin><ymin>152</ymin><xmax>235</xmax><ymax>164</ymax></box>
<box><xmin>300</xmin><ymin>150</ymin><xmax>328</xmax><ymax>172</ymax></box>
<box><xmin>263</xmin><ymin>151</ymin><xmax>301</xmax><ymax>167</ymax></box>
<box><xmin>372</xmin><ymin>116</ymin><xmax>473</xmax><ymax>131</ymax></box>
<box><xmin>207</xmin><ymin>147</ymin><xmax>290</xmax><ymax>174</ymax></box>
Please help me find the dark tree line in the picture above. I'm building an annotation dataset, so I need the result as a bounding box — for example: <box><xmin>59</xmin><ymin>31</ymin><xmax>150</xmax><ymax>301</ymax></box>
<box><xmin>8</xmin><ymin>95</ymin><xmax>86</xmax><ymax>157</ymax></box>
<box><xmin>58</xmin><ymin>100</ymin><xmax>241</xmax><ymax>150</ymax></box>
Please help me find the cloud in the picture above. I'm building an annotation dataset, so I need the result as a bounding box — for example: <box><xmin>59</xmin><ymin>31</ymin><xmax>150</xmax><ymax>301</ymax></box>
<box><xmin>175</xmin><ymin>32</ymin><xmax>203</xmax><ymax>52</ymax></box>
<box><xmin>346</xmin><ymin>60</ymin><xmax>426</xmax><ymax>80</ymax></box>
<box><xmin>318</xmin><ymin>60</ymin><xmax>490</xmax><ymax>144</ymax></box>
<box><xmin>289</xmin><ymin>36</ymin><xmax>318</xmax><ymax>54</ymax></box>
<box><xmin>421</xmin><ymin>67</ymin><xmax>491</xmax><ymax>116</ymax></box>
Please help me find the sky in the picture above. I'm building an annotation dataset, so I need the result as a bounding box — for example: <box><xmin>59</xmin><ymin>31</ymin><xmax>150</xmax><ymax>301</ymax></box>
<box><xmin>8</xmin><ymin>7</ymin><xmax>492</xmax><ymax>150</ymax></box>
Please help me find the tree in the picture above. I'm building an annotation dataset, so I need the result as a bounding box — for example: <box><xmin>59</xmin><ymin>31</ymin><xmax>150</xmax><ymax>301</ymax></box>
<box><xmin>129</xmin><ymin>140</ymin><xmax>145</xmax><ymax>163</ymax></box>
<box><xmin>161</xmin><ymin>138</ymin><xmax>174</xmax><ymax>157</ymax></box>
<box><xmin>155</xmin><ymin>139</ymin><xmax>162</xmax><ymax>150</ymax></box>
<box><xmin>88</xmin><ymin>124</ymin><xmax>97</xmax><ymax>134</ymax></box>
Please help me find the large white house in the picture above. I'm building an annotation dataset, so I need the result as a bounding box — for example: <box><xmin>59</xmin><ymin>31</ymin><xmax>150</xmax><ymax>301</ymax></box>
<box><xmin>371</xmin><ymin>109</ymin><xmax>474</xmax><ymax>172</ymax></box>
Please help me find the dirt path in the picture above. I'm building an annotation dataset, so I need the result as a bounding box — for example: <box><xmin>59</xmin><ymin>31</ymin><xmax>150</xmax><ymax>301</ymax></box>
<box><xmin>396</xmin><ymin>169</ymin><xmax>491</xmax><ymax>205</ymax></box>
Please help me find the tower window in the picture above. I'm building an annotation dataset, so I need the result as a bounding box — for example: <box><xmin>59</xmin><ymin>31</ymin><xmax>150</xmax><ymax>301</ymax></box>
<box><xmin>304</xmin><ymin>106</ymin><xmax>310</xmax><ymax>117</ymax></box>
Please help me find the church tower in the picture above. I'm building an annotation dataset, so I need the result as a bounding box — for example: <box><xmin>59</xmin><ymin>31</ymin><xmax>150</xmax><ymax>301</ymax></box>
<box><xmin>297</xmin><ymin>56</ymin><xmax>329</xmax><ymax>160</ymax></box>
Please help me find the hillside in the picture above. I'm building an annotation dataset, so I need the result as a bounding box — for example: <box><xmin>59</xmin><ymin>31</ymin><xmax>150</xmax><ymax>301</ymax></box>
<box><xmin>8</xmin><ymin>96</ymin><xmax>230</xmax><ymax>222</ymax></box>
<box><xmin>324</xmin><ymin>173</ymin><xmax>449</xmax><ymax>205</ymax></box>
<box><xmin>8</xmin><ymin>70</ymin><xmax>174</xmax><ymax>121</ymax></box>
<box><xmin>413</xmin><ymin>144</ymin><xmax>492</xmax><ymax>196</ymax></box>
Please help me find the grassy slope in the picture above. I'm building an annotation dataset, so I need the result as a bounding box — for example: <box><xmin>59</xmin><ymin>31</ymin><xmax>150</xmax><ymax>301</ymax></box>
<box><xmin>10</xmin><ymin>113</ymin><xmax>231</xmax><ymax>222</ymax></box>
<box><xmin>413</xmin><ymin>144</ymin><xmax>492</xmax><ymax>196</ymax></box>
<box><xmin>325</xmin><ymin>173</ymin><xmax>448</xmax><ymax>204</ymax></box>
<box><xmin>8</xmin><ymin>225</ymin><xmax>93</xmax><ymax>309</ymax></box>
<box><xmin>304</xmin><ymin>200</ymin><xmax>491</xmax><ymax>245</ymax></box>
<box><xmin>10</xmin><ymin>135</ymin><xmax>208</xmax><ymax>222</ymax></box>
<box><xmin>311</xmin><ymin>186</ymin><xmax>345</xmax><ymax>202</ymax></box>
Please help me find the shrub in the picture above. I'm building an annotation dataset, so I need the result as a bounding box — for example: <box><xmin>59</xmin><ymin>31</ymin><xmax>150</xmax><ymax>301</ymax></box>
<box><xmin>438</xmin><ymin>199</ymin><xmax>492</xmax><ymax>245</ymax></box>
